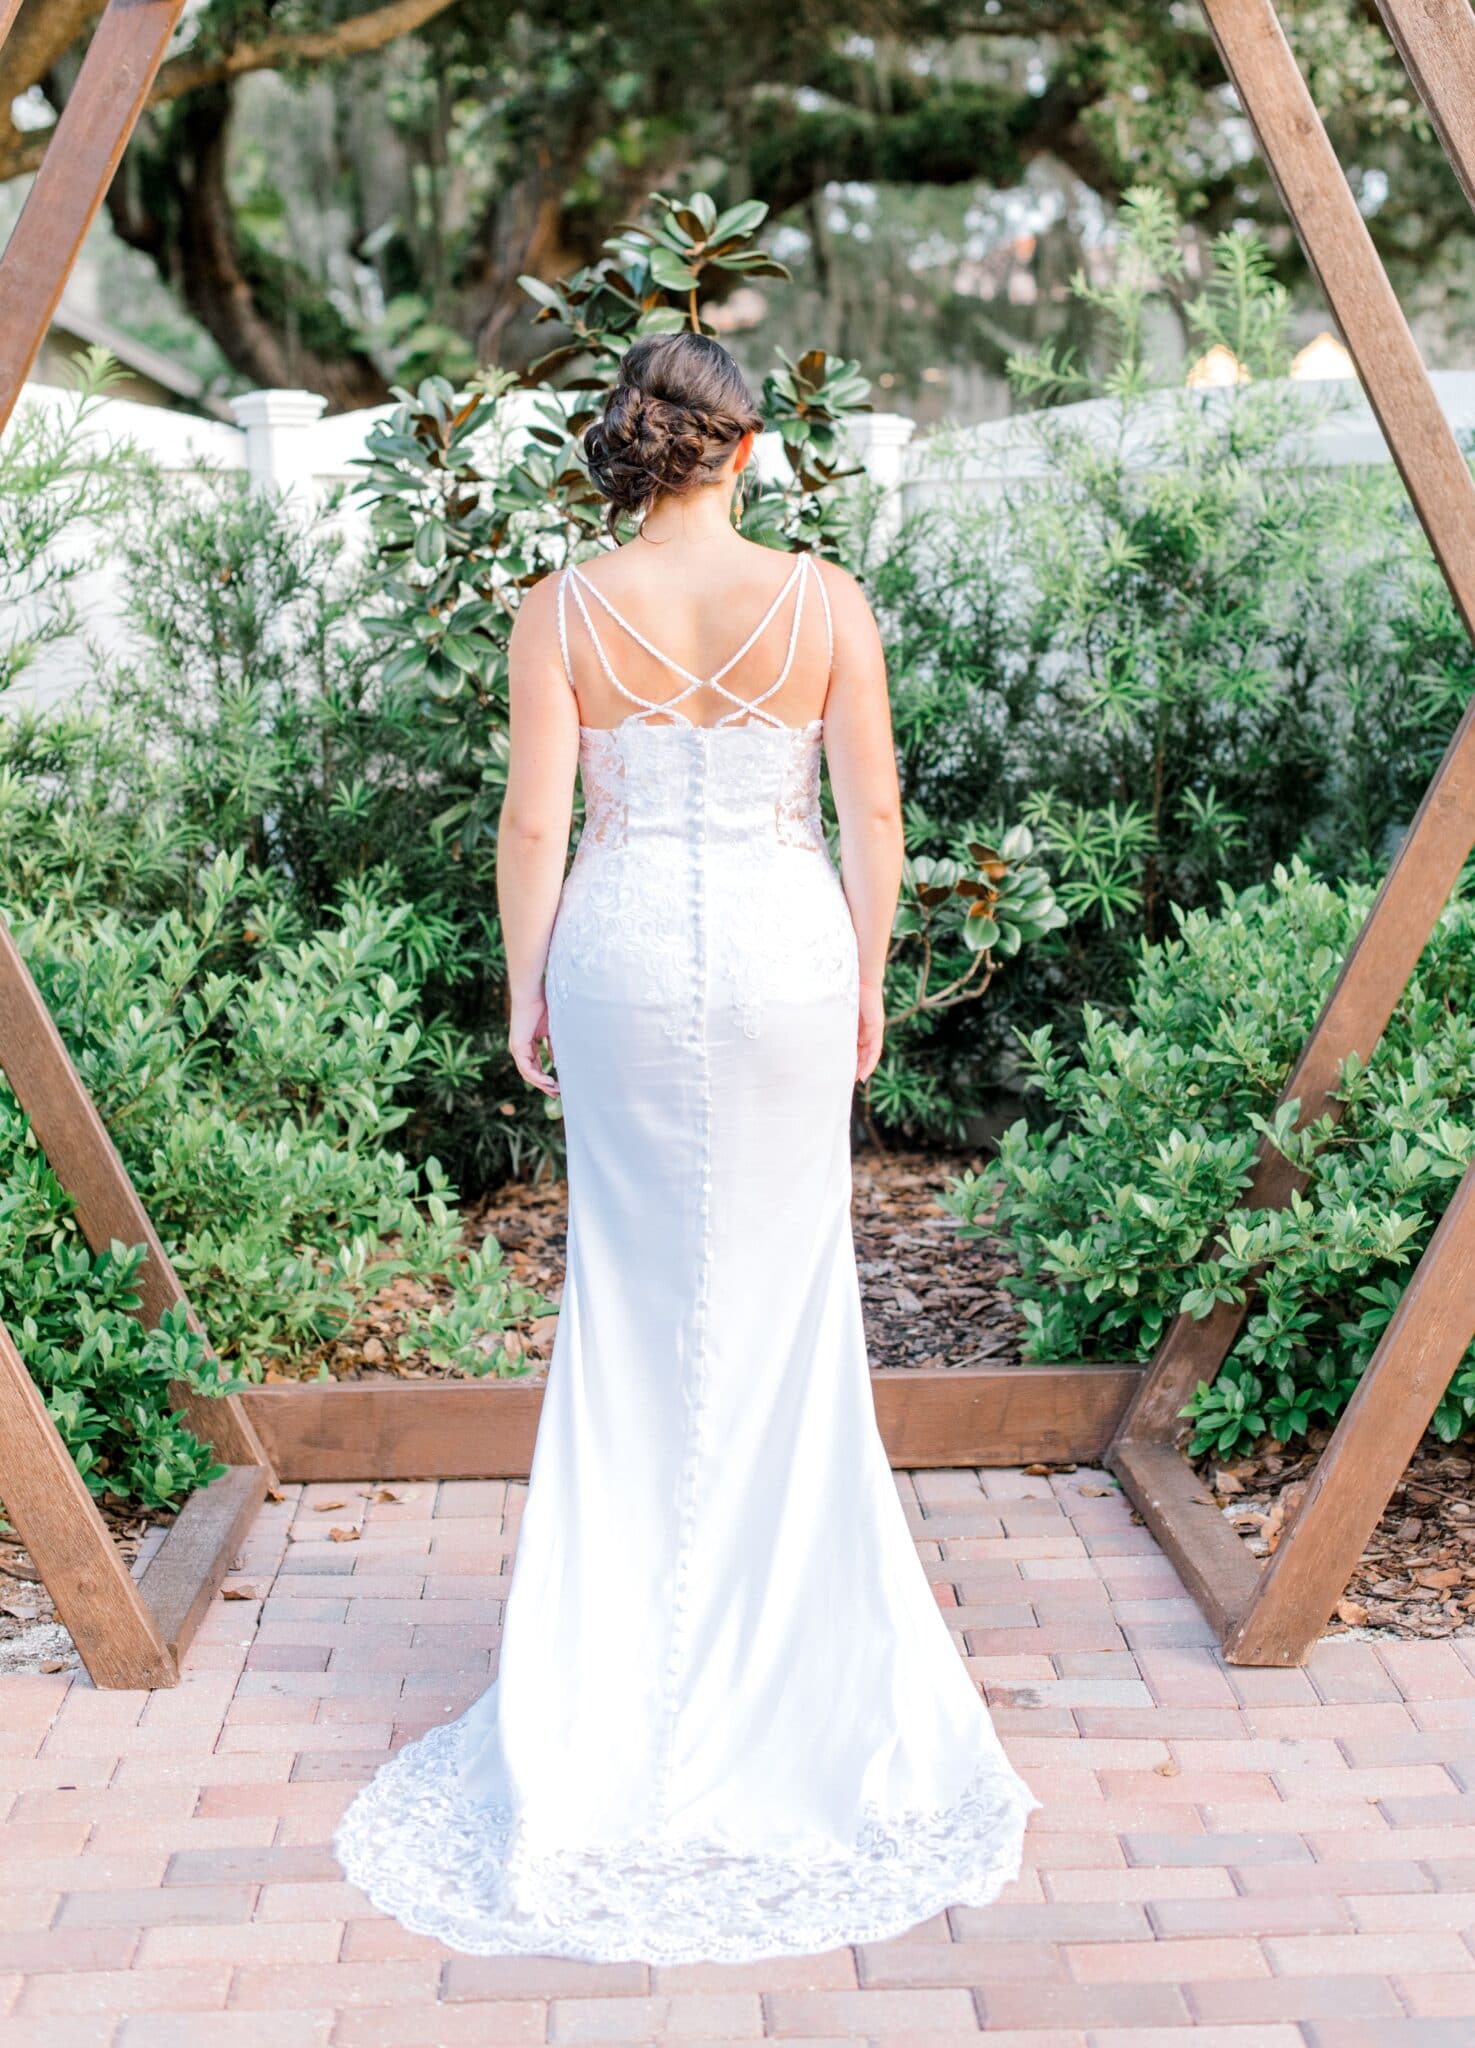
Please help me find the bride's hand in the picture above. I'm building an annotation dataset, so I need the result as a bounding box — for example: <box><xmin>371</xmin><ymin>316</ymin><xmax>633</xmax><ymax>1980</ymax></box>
<box><xmin>856</xmin><ymin>980</ymin><xmax>885</xmax><ymax>1084</ymax></box>
<box><xmin>509</xmin><ymin>991</ymin><xmax>559</xmax><ymax>1097</ymax></box>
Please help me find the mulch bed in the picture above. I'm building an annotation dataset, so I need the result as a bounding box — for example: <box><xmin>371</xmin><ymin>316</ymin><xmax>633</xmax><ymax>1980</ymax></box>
<box><xmin>1196</xmin><ymin>1436</ymin><xmax>1475</xmax><ymax>1641</ymax></box>
<box><xmin>852</xmin><ymin>1150</ymin><xmax>1026</xmax><ymax>1369</ymax></box>
<box><xmin>0</xmin><ymin>1497</ymin><xmax>173</xmax><ymax>1671</ymax></box>
<box><xmin>298</xmin><ymin>1145</ymin><xmax>1026</xmax><ymax>1384</ymax></box>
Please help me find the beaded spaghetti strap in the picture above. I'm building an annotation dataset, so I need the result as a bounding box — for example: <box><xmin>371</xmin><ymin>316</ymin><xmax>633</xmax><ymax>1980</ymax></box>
<box><xmin>564</xmin><ymin>569</ymin><xmax>700</xmax><ymax>723</ymax></box>
<box><xmin>556</xmin><ymin>568</ymin><xmax>576</xmax><ymax>692</ymax></box>
<box><xmin>711</xmin><ymin>557</ymin><xmax>808</xmax><ymax>728</ymax></box>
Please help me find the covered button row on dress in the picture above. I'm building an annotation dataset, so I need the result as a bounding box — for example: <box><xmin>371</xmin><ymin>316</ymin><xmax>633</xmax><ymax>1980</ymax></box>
<box><xmin>653</xmin><ymin>723</ymin><xmax>715</xmax><ymax>1823</ymax></box>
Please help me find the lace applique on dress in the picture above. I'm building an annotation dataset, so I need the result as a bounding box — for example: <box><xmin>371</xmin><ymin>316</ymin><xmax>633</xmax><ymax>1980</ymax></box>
<box><xmin>333</xmin><ymin>1710</ymin><xmax>1037</xmax><ymax>1964</ymax></box>
<box><xmin>774</xmin><ymin>722</ymin><xmax>826</xmax><ymax>853</ymax></box>
<box><xmin>577</xmin><ymin>729</ymin><xmax>627</xmax><ymax>849</ymax></box>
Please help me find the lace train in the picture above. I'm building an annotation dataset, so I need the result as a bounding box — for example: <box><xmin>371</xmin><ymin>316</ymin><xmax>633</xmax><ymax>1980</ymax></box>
<box><xmin>333</xmin><ymin>1708</ymin><xmax>1040</xmax><ymax>1964</ymax></box>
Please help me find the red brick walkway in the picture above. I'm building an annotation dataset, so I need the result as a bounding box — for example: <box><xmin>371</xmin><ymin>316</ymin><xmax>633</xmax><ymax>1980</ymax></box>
<box><xmin>2</xmin><ymin>1465</ymin><xmax>1474</xmax><ymax>2046</ymax></box>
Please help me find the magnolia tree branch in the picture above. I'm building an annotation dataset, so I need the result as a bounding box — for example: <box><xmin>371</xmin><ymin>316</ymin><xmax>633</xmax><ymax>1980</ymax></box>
<box><xmin>0</xmin><ymin>0</ymin><xmax>461</xmax><ymax>180</ymax></box>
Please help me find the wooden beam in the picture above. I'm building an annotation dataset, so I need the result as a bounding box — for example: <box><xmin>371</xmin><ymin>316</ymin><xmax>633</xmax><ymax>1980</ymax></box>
<box><xmin>0</xmin><ymin>1</ymin><xmax>25</xmax><ymax>55</ymax></box>
<box><xmin>239</xmin><ymin>1363</ymin><xmax>1142</xmax><ymax>1484</ymax></box>
<box><xmin>0</xmin><ymin>917</ymin><xmax>271</xmax><ymax>1473</ymax></box>
<box><xmin>1225</xmin><ymin>1161</ymin><xmax>1475</xmax><ymax>1666</ymax></box>
<box><xmin>1374</xmin><ymin>0</ymin><xmax>1475</xmax><ymax>214</ymax></box>
<box><xmin>1199</xmin><ymin>0</ymin><xmax>1475</xmax><ymax>642</ymax></box>
<box><xmin>136</xmin><ymin>1464</ymin><xmax>268</xmax><ymax>1661</ymax></box>
<box><xmin>871</xmin><ymin>1363</ymin><xmax>1137</xmax><ymax>1468</ymax></box>
<box><xmin>1109</xmin><ymin>1437</ymin><xmax>1263</xmax><ymax>1642</ymax></box>
<box><xmin>1114</xmin><ymin>0</ymin><xmax>1475</xmax><ymax>1447</ymax></box>
<box><xmin>243</xmin><ymin>1379</ymin><xmax>546</xmax><ymax>1483</ymax></box>
<box><xmin>0</xmin><ymin>1319</ymin><xmax>176</xmax><ymax>1689</ymax></box>
<box><xmin>0</xmin><ymin>0</ymin><xmax>189</xmax><ymax>432</ymax></box>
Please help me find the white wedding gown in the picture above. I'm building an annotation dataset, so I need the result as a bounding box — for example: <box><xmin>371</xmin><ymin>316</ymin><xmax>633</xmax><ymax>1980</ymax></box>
<box><xmin>333</xmin><ymin>553</ymin><xmax>1039</xmax><ymax>1961</ymax></box>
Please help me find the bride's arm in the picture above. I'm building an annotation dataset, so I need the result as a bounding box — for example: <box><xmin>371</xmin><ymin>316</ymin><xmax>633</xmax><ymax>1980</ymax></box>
<box><xmin>817</xmin><ymin>561</ymin><xmax>903</xmax><ymax>1084</ymax></box>
<box><xmin>498</xmin><ymin>576</ymin><xmax>581</xmax><ymax>1097</ymax></box>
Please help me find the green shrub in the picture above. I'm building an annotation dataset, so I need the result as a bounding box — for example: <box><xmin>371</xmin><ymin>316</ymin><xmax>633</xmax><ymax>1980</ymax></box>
<box><xmin>0</xmin><ymin>365</ymin><xmax>555</xmax><ymax>1509</ymax></box>
<box><xmin>0</xmin><ymin>848</ymin><xmax>547</xmax><ymax>1505</ymax></box>
<box><xmin>1</xmin><ymin>1108</ymin><xmax>226</xmax><ymax>1508</ymax></box>
<box><xmin>10</xmin><ymin>852</ymin><xmax>544</xmax><ymax>1380</ymax></box>
<box><xmin>875</xmin><ymin>192</ymin><xmax>1473</xmax><ymax>1104</ymax></box>
<box><xmin>944</xmin><ymin>860</ymin><xmax>1475</xmax><ymax>1455</ymax></box>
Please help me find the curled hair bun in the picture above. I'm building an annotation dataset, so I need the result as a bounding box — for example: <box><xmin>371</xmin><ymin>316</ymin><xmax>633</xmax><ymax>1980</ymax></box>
<box><xmin>584</xmin><ymin>333</ymin><xmax>763</xmax><ymax>527</ymax></box>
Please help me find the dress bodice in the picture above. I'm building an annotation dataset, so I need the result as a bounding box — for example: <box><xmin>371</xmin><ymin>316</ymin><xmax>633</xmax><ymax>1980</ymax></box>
<box><xmin>575</xmin><ymin>720</ymin><xmax>827</xmax><ymax>857</ymax></box>
<box><xmin>544</xmin><ymin>555</ymin><xmax>857</xmax><ymax>1040</ymax></box>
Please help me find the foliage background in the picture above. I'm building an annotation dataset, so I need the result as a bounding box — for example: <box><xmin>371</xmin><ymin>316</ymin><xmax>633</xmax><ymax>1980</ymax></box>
<box><xmin>5</xmin><ymin>170</ymin><xmax>1475</xmax><ymax>1497</ymax></box>
<box><xmin>5</xmin><ymin>3</ymin><xmax>1472</xmax><ymax>418</ymax></box>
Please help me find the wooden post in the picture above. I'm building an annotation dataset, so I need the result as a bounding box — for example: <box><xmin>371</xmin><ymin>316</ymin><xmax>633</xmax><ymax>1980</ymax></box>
<box><xmin>0</xmin><ymin>0</ymin><xmax>189</xmax><ymax>432</ymax></box>
<box><xmin>0</xmin><ymin>917</ymin><xmax>271</xmax><ymax>1473</ymax></box>
<box><xmin>1226</xmin><ymin>1161</ymin><xmax>1475</xmax><ymax>1664</ymax></box>
<box><xmin>1112</xmin><ymin>0</ymin><xmax>1475</xmax><ymax>1450</ymax></box>
<box><xmin>0</xmin><ymin>1320</ymin><xmax>177</xmax><ymax>1689</ymax></box>
<box><xmin>1374</xmin><ymin>0</ymin><xmax>1475</xmax><ymax>214</ymax></box>
<box><xmin>0</xmin><ymin>1</ymin><xmax>25</xmax><ymax>55</ymax></box>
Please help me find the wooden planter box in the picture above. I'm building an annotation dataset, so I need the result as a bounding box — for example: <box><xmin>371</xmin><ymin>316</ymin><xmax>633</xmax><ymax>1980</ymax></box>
<box><xmin>239</xmin><ymin>1361</ymin><xmax>1142</xmax><ymax>1483</ymax></box>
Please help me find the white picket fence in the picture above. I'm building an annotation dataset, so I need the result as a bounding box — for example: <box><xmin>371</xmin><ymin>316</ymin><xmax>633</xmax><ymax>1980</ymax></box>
<box><xmin>9</xmin><ymin>369</ymin><xmax>1475</xmax><ymax>708</ymax></box>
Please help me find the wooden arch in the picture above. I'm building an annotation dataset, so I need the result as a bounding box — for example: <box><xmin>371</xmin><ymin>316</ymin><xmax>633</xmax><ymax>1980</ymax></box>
<box><xmin>0</xmin><ymin>0</ymin><xmax>271</xmax><ymax>1689</ymax></box>
<box><xmin>1108</xmin><ymin>0</ymin><xmax>1475</xmax><ymax>1666</ymax></box>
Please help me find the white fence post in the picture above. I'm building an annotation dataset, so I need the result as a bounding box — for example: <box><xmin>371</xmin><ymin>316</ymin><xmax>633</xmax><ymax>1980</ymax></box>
<box><xmin>846</xmin><ymin>411</ymin><xmax>917</xmax><ymax>547</ymax></box>
<box><xmin>228</xmin><ymin>389</ymin><xmax>329</xmax><ymax>494</ymax></box>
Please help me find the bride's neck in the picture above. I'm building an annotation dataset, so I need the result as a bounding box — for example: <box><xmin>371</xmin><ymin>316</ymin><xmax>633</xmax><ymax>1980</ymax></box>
<box><xmin>637</xmin><ymin>484</ymin><xmax>742</xmax><ymax>550</ymax></box>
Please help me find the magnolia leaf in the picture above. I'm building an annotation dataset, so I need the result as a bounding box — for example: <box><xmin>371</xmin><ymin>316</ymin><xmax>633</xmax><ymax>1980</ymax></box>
<box><xmin>646</xmin><ymin>245</ymin><xmax>698</xmax><ymax>293</ymax></box>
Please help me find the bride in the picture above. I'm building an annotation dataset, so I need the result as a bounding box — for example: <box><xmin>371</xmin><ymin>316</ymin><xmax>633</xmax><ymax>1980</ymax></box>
<box><xmin>333</xmin><ymin>331</ymin><xmax>1039</xmax><ymax>1962</ymax></box>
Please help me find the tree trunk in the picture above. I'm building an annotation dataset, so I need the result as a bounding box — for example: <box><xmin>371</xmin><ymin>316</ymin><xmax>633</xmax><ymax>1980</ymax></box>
<box><xmin>109</xmin><ymin>87</ymin><xmax>388</xmax><ymax>412</ymax></box>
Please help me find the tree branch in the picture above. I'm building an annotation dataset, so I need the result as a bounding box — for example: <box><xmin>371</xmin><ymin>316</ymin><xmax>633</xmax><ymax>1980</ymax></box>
<box><xmin>0</xmin><ymin>0</ymin><xmax>99</xmax><ymax>113</ymax></box>
<box><xmin>107</xmin><ymin>82</ymin><xmax>389</xmax><ymax>412</ymax></box>
<box><xmin>0</xmin><ymin>0</ymin><xmax>461</xmax><ymax>180</ymax></box>
<box><xmin>144</xmin><ymin>0</ymin><xmax>462</xmax><ymax>103</ymax></box>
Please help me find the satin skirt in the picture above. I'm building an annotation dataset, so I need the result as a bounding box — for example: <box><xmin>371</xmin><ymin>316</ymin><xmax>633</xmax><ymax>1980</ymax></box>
<box><xmin>333</xmin><ymin>847</ymin><xmax>1038</xmax><ymax>1962</ymax></box>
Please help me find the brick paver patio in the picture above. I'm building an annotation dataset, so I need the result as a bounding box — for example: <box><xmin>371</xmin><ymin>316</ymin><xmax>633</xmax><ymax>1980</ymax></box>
<box><xmin>2</xmin><ymin>1463</ymin><xmax>1474</xmax><ymax>2046</ymax></box>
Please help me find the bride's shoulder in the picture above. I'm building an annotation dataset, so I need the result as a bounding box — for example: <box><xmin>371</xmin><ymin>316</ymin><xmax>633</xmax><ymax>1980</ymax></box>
<box><xmin>805</xmin><ymin>555</ymin><xmax>872</xmax><ymax>621</ymax></box>
<box><xmin>509</xmin><ymin>571</ymin><xmax>566</xmax><ymax>662</ymax></box>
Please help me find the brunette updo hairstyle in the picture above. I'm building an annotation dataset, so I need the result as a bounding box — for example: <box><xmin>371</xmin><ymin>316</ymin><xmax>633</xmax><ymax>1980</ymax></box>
<box><xmin>583</xmin><ymin>332</ymin><xmax>764</xmax><ymax>533</ymax></box>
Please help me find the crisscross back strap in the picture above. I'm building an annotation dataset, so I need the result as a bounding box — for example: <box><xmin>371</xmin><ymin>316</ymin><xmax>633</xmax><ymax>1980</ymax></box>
<box><xmin>558</xmin><ymin>555</ymin><xmax>825</xmax><ymax>728</ymax></box>
<box><xmin>712</xmin><ymin>555</ymin><xmax>808</xmax><ymax>728</ymax></box>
